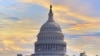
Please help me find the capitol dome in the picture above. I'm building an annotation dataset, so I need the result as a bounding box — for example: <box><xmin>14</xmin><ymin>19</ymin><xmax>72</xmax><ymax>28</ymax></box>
<box><xmin>40</xmin><ymin>21</ymin><xmax>61</xmax><ymax>32</ymax></box>
<box><xmin>34</xmin><ymin>5</ymin><xmax>66</xmax><ymax>56</ymax></box>
<box><xmin>40</xmin><ymin>5</ymin><xmax>61</xmax><ymax>32</ymax></box>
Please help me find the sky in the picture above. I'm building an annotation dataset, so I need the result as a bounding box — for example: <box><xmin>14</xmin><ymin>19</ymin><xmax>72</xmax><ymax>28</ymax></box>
<box><xmin>0</xmin><ymin>0</ymin><xmax>100</xmax><ymax>56</ymax></box>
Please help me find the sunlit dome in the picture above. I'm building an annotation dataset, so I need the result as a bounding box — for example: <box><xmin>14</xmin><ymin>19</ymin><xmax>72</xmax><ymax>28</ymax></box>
<box><xmin>40</xmin><ymin>21</ymin><xmax>61</xmax><ymax>32</ymax></box>
<box><xmin>40</xmin><ymin>5</ymin><xmax>61</xmax><ymax>32</ymax></box>
<box><xmin>34</xmin><ymin>5</ymin><xmax>66</xmax><ymax>56</ymax></box>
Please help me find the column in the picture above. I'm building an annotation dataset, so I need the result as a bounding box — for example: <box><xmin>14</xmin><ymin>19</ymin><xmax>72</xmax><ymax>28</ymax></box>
<box><xmin>55</xmin><ymin>44</ymin><xmax>57</xmax><ymax>51</ymax></box>
<box><xmin>46</xmin><ymin>44</ymin><xmax>47</xmax><ymax>51</ymax></box>
<box><xmin>54</xmin><ymin>44</ymin><xmax>55</xmax><ymax>51</ymax></box>
<box><xmin>50</xmin><ymin>44</ymin><xmax>51</xmax><ymax>51</ymax></box>
<box><xmin>47</xmin><ymin>44</ymin><xmax>48</xmax><ymax>51</ymax></box>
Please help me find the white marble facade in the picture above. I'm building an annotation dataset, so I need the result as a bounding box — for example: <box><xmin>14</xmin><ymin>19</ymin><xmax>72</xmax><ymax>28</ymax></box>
<box><xmin>33</xmin><ymin>5</ymin><xmax>66</xmax><ymax>56</ymax></box>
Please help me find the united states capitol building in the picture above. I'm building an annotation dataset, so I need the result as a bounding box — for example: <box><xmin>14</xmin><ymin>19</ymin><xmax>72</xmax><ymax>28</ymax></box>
<box><xmin>17</xmin><ymin>5</ymin><xmax>99</xmax><ymax>56</ymax></box>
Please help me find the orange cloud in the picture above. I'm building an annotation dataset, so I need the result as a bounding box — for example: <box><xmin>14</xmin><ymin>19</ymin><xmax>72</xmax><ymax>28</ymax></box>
<box><xmin>0</xmin><ymin>0</ymin><xmax>100</xmax><ymax>56</ymax></box>
<box><xmin>0</xmin><ymin>48</ymin><xmax>3</xmax><ymax>51</ymax></box>
<box><xmin>52</xmin><ymin>5</ymin><xmax>99</xmax><ymax>23</ymax></box>
<box><xmin>0</xmin><ymin>18</ymin><xmax>38</xmax><ymax>55</ymax></box>
<box><xmin>65</xmin><ymin>36</ymin><xmax>100</xmax><ymax>56</ymax></box>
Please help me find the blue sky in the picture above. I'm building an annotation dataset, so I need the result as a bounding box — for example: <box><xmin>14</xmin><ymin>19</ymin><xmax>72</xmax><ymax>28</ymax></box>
<box><xmin>0</xmin><ymin>0</ymin><xmax>100</xmax><ymax>56</ymax></box>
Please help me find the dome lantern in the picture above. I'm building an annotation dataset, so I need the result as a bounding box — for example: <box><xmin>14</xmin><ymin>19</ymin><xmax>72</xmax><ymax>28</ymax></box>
<box><xmin>48</xmin><ymin>5</ymin><xmax>54</xmax><ymax>22</ymax></box>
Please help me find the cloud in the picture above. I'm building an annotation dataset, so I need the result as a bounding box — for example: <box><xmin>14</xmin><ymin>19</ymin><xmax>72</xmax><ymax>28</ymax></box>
<box><xmin>65</xmin><ymin>35</ymin><xmax>100</xmax><ymax>56</ymax></box>
<box><xmin>16</xmin><ymin>0</ymin><xmax>100</xmax><ymax>35</ymax></box>
<box><xmin>8</xmin><ymin>17</ymin><xmax>19</xmax><ymax>21</ymax></box>
<box><xmin>0</xmin><ymin>32</ymin><xmax>37</xmax><ymax>55</ymax></box>
<box><xmin>0</xmin><ymin>12</ymin><xmax>38</xmax><ymax>56</ymax></box>
<box><xmin>0</xmin><ymin>0</ymin><xmax>100</xmax><ymax>56</ymax></box>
